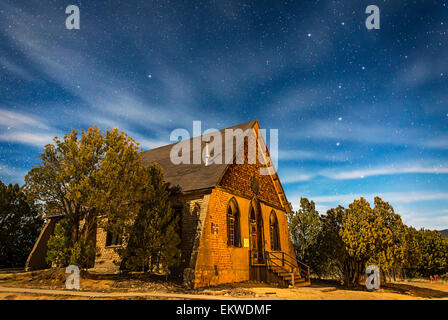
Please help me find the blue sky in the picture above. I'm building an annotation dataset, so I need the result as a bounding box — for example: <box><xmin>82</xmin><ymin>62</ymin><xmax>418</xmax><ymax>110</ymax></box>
<box><xmin>0</xmin><ymin>0</ymin><xmax>447</xmax><ymax>229</ymax></box>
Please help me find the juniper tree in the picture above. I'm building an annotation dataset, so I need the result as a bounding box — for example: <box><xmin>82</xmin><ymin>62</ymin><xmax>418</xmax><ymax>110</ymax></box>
<box><xmin>0</xmin><ymin>181</ymin><xmax>43</xmax><ymax>268</ymax></box>
<box><xmin>287</xmin><ymin>198</ymin><xmax>322</xmax><ymax>267</ymax></box>
<box><xmin>24</xmin><ymin>126</ymin><xmax>144</xmax><ymax>267</ymax></box>
<box><xmin>119</xmin><ymin>164</ymin><xmax>181</xmax><ymax>273</ymax></box>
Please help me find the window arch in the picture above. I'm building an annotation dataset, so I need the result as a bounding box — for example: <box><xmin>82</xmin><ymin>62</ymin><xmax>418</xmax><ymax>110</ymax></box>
<box><xmin>270</xmin><ymin>210</ymin><xmax>281</xmax><ymax>251</ymax></box>
<box><xmin>227</xmin><ymin>198</ymin><xmax>241</xmax><ymax>247</ymax></box>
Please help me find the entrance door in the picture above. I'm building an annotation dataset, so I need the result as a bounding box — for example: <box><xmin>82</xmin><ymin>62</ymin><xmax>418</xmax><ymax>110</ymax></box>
<box><xmin>249</xmin><ymin>201</ymin><xmax>264</xmax><ymax>264</ymax></box>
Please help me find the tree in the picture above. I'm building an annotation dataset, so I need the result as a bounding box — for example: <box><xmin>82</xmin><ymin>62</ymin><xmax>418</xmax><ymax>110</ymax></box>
<box><xmin>119</xmin><ymin>164</ymin><xmax>181</xmax><ymax>273</ymax></box>
<box><xmin>0</xmin><ymin>181</ymin><xmax>44</xmax><ymax>268</ymax></box>
<box><xmin>287</xmin><ymin>198</ymin><xmax>322</xmax><ymax>273</ymax></box>
<box><xmin>46</xmin><ymin>218</ymin><xmax>72</xmax><ymax>267</ymax></box>
<box><xmin>337</xmin><ymin>197</ymin><xmax>402</xmax><ymax>286</ymax></box>
<box><xmin>368</xmin><ymin>197</ymin><xmax>406</xmax><ymax>281</ymax></box>
<box><xmin>416</xmin><ymin>229</ymin><xmax>448</xmax><ymax>276</ymax></box>
<box><xmin>317</xmin><ymin>205</ymin><xmax>347</xmax><ymax>279</ymax></box>
<box><xmin>24</xmin><ymin>126</ymin><xmax>144</xmax><ymax>267</ymax></box>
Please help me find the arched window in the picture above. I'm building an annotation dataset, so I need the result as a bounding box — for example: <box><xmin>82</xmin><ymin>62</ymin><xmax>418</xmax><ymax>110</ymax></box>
<box><xmin>270</xmin><ymin>210</ymin><xmax>281</xmax><ymax>251</ymax></box>
<box><xmin>227</xmin><ymin>198</ymin><xmax>241</xmax><ymax>247</ymax></box>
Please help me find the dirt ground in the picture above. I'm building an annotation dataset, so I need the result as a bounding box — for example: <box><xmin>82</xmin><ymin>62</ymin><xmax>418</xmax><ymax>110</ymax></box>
<box><xmin>0</xmin><ymin>269</ymin><xmax>447</xmax><ymax>300</ymax></box>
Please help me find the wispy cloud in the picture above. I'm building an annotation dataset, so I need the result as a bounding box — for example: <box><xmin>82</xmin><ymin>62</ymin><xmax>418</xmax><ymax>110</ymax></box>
<box><xmin>0</xmin><ymin>108</ymin><xmax>57</xmax><ymax>147</ymax></box>
<box><xmin>321</xmin><ymin>164</ymin><xmax>448</xmax><ymax>180</ymax></box>
<box><xmin>308</xmin><ymin>191</ymin><xmax>448</xmax><ymax>204</ymax></box>
<box><xmin>279</xmin><ymin>148</ymin><xmax>349</xmax><ymax>162</ymax></box>
<box><xmin>0</xmin><ymin>132</ymin><xmax>55</xmax><ymax>147</ymax></box>
<box><xmin>0</xmin><ymin>56</ymin><xmax>36</xmax><ymax>82</ymax></box>
<box><xmin>0</xmin><ymin>109</ymin><xmax>49</xmax><ymax>130</ymax></box>
<box><xmin>280</xmin><ymin>162</ymin><xmax>448</xmax><ymax>183</ymax></box>
<box><xmin>0</xmin><ymin>164</ymin><xmax>27</xmax><ymax>184</ymax></box>
<box><xmin>279</xmin><ymin>169</ymin><xmax>314</xmax><ymax>183</ymax></box>
<box><xmin>286</xmin><ymin>119</ymin><xmax>448</xmax><ymax>150</ymax></box>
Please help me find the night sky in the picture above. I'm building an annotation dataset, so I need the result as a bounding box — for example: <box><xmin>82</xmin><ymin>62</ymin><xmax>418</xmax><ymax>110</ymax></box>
<box><xmin>1</xmin><ymin>0</ymin><xmax>447</xmax><ymax>229</ymax></box>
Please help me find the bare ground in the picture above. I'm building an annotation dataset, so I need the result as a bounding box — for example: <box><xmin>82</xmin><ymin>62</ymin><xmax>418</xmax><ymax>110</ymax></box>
<box><xmin>0</xmin><ymin>269</ymin><xmax>447</xmax><ymax>300</ymax></box>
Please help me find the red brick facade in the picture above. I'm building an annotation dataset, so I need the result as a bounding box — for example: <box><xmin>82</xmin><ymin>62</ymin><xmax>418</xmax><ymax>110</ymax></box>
<box><xmin>193</xmin><ymin>187</ymin><xmax>296</xmax><ymax>288</ymax></box>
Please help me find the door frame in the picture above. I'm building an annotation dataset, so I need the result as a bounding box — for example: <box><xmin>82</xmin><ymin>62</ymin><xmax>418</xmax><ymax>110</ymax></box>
<box><xmin>249</xmin><ymin>198</ymin><xmax>264</xmax><ymax>265</ymax></box>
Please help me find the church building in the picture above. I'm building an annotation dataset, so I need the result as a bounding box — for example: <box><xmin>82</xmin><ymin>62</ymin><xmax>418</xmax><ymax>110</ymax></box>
<box><xmin>26</xmin><ymin>120</ymin><xmax>310</xmax><ymax>288</ymax></box>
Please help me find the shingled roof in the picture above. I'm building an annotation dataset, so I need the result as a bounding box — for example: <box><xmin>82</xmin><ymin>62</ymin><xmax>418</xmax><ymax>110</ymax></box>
<box><xmin>141</xmin><ymin>120</ymin><xmax>257</xmax><ymax>193</ymax></box>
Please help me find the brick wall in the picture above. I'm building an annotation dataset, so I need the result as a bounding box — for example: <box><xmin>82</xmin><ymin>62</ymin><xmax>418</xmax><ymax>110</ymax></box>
<box><xmin>219</xmin><ymin>136</ymin><xmax>284</xmax><ymax>209</ymax></box>
<box><xmin>193</xmin><ymin>187</ymin><xmax>296</xmax><ymax>288</ymax></box>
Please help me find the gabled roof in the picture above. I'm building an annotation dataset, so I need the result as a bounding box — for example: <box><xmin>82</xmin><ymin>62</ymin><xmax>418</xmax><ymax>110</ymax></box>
<box><xmin>141</xmin><ymin>120</ymin><xmax>290</xmax><ymax>211</ymax></box>
<box><xmin>141</xmin><ymin>120</ymin><xmax>256</xmax><ymax>192</ymax></box>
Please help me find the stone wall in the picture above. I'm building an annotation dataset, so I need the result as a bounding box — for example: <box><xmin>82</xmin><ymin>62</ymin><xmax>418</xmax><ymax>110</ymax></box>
<box><xmin>93</xmin><ymin>219</ymin><xmax>121</xmax><ymax>273</ymax></box>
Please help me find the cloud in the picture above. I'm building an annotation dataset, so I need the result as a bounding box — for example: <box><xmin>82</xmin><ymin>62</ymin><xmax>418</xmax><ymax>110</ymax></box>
<box><xmin>283</xmin><ymin>118</ymin><xmax>448</xmax><ymax>151</ymax></box>
<box><xmin>0</xmin><ymin>108</ymin><xmax>58</xmax><ymax>147</ymax></box>
<box><xmin>0</xmin><ymin>56</ymin><xmax>36</xmax><ymax>81</ymax></box>
<box><xmin>0</xmin><ymin>109</ymin><xmax>49</xmax><ymax>130</ymax></box>
<box><xmin>0</xmin><ymin>2</ymin><xmax>200</xmax><ymax>132</ymax></box>
<box><xmin>405</xmin><ymin>215</ymin><xmax>448</xmax><ymax>231</ymax></box>
<box><xmin>308</xmin><ymin>191</ymin><xmax>448</xmax><ymax>205</ymax></box>
<box><xmin>0</xmin><ymin>132</ymin><xmax>55</xmax><ymax>147</ymax></box>
<box><xmin>0</xmin><ymin>164</ymin><xmax>27</xmax><ymax>184</ymax></box>
<box><xmin>424</xmin><ymin>137</ymin><xmax>448</xmax><ymax>150</ymax></box>
<box><xmin>321</xmin><ymin>164</ymin><xmax>448</xmax><ymax>180</ymax></box>
<box><xmin>279</xmin><ymin>148</ymin><xmax>348</xmax><ymax>162</ymax></box>
<box><xmin>280</xmin><ymin>162</ymin><xmax>448</xmax><ymax>183</ymax></box>
<box><xmin>279</xmin><ymin>169</ymin><xmax>314</xmax><ymax>183</ymax></box>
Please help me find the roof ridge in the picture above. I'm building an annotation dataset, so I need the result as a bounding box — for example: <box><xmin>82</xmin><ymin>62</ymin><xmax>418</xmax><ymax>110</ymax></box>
<box><xmin>141</xmin><ymin>119</ymin><xmax>257</xmax><ymax>153</ymax></box>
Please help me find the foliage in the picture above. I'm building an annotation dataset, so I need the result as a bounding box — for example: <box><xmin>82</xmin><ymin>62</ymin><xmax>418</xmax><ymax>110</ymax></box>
<box><xmin>289</xmin><ymin>196</ymin><xmax>447</xmax><ymax>286</ymax></box>
<box><xmin>24</xmin><ymin>126</ymin><xmax>143</xmax><ymax>268</ymax></box>
<box><xmin>26</xmin><ymin>126</ymin><xmax>181</xmax><ymax>273</ymax></box>
<box><xmin>287</xmin><ymin>198</ymin><xmax>321</xmax><ymax>262</ymax></box>
<box><xmin>119</xmin><ymin>164</ymin><xmax>181</xmax><ymax>273</ymax></box>
<box><xmin>315</xmin><ymin>205</ymin><xmax>347</xmax><ymax>279</ymax></box>
<box><xmin>415</xmin><ymin>229</ymin><xmax>448</xmax><ymax>276</ymax></box>
<box><xmin>46</xmin><ymin>219</ymin><xmax>72</xmax><ymax>267</ymax></box>
<box><xmin>0</xmin><ymin>181</ymin><xmax>44</xmax><ymax>268</ymax></box>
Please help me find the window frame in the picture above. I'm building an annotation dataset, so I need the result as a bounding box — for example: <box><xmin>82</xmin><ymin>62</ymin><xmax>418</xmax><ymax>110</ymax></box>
<box><xmin>226</xmin><ymin>197</ymin><xmax>241</xmax><ymax>247</ymax></box>
<box><xmin>269</xmin><ymin>210</ymin><xmax>281</xmax><ymax>251</ymax></box>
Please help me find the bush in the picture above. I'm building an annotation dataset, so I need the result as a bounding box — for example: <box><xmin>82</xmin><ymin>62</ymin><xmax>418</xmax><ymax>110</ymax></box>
<box><xmin>46</xmin><ymin>219</ymin><xmax>72</xmax><ymax>267</ymax></box>
<box><xmin>46</xmin><ymin>218</ymin><xmax>96</xmax><ymax>269</ymax></box>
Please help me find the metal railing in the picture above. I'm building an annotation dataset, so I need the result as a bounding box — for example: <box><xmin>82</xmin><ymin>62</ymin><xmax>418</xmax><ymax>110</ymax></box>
<box><xmin>265</xmin><ymin>251</ymin><xmax>310</xmax><ymax>284</ymax></box>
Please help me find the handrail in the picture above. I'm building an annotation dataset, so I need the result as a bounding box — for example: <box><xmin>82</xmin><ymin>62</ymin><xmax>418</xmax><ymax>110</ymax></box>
<box><xmin>265</xmin><ymin>252</ymin><xmax>291</xmax><ymax>277</ymax></box>
<box><xmin>268</xmin><ymin>251</ymin><xmax>298</xmax><ymax>270</ymax></box>
<box><xmin>265</xmin><ymin>250</ymin><xmax>311</xmax><ymax>284</ymax></box>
